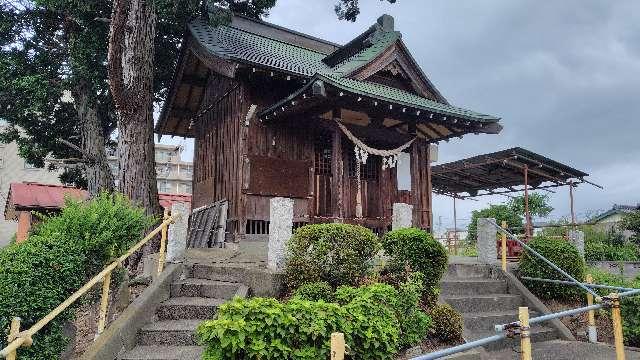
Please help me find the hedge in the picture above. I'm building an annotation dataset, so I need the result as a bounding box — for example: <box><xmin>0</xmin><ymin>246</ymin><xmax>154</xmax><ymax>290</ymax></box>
<box><xmin>382</xmin><ymin>228</ymin><xmax>448</xmax><ymax>305</ymax></box>
<box><xmin>0</xmin><ymin>193</ymin><xmax>153</xmax><ymax>359</ymax></box>
<box><xmin>519</xmin><ymin>236</ymin><xmax>585</xmax><ymax>300</ymax></box>
<box><xmin>284</xmin><ymin>223</ymin><xmax>380</xmax><ymax>289</ymax></box>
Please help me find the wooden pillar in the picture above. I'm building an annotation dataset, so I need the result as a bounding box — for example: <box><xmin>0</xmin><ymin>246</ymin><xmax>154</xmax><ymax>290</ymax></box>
<box><xmin>410</xmin><ymin>140</ymin><xmax>432</xmax><ymax>230</ymax></box>
<box><xmin>331</xmin><ymin>129</ymin><xmax>344</xmax><ymax>220</ymax></box>
<box><xmin>16</xmin><ymin>211</ymin><xmax>31</xmax><ymax>243</ymax></box>
<box><xmin>425</xmin><ymin>143</ymin><xmax>433</xmax><ymax>231</ymax></box>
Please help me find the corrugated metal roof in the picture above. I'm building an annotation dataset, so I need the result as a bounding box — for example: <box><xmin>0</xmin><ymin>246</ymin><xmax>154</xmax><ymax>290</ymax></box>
<box><xmin>4</xmin><ymin>182</ymin><xmax>89</xmax><ymax>219</ymax></box>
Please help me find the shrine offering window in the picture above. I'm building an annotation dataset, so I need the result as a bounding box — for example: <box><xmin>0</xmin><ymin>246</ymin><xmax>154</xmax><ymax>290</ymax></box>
<box><xmin>314</xmin><ymin>135</ymin><xmax>332</xmax><ymax>176</ymax></box>
<box><xmin>347</xmin><ymin>147</ymin><xmax>380</xmax><ymax>181</ymax></box>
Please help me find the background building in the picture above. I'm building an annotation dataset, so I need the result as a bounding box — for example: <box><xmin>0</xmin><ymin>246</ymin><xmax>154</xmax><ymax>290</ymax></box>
<box><xmin>107</xmin><ymin>143</ymin><xmax>194</xmax><ymax>195</ymax></box>
<box><xmin>0</xmin><ymin>127</ymin><xmax>63</xmax><ymax>246</ymax></box>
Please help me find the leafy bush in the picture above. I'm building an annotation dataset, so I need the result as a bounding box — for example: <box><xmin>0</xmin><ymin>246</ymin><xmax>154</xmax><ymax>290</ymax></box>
<box><xmin>588</xmin><ymin>268</ymin><xmax>640</xmax><ymax>347</ymax></box>
<box><xmin>292</xmin><ymin>281</ymin><xmax>333</xmax><ymax>302</ymax></box>
<box><xmin>518</xmin><ymin>236</ymin><xmax>586</xmax><ymax>300</ymax></box>
<box><xmin>197</xmin><ymin>296</ymin><xmax>400</xmax><ymax>360</ymax></box>
<box><xmin>284</xmin><ymin>224</ymin><xmax>380</xmax><ymax>289</ymax></box>
<box><xmin>0</xmin><ymin>193</ymin><xmax>153</xmax><ymax>359</ymax></box>
<box><xmin>429</xmin><ymin>303</ymin><xmax>463</xmax><ymax>342</ymax></box>
<box><xmin>585</xmin><ymin>241</ymin><xmax>639</xmax><ymax>261</ymax></box>
<box><xmin>382</xmin><ymin>228</ymin><xmax>447</xmax><ymax>305</ymax></box>
<box><xmin>335</xmin><ymin>275</ymin><xmax>432</xmax><ymax>349</ymax></box>
<box><xmin>621</xmin><ymin>210</ymin><xmax>640</xmax><ymax>245</ymax></box>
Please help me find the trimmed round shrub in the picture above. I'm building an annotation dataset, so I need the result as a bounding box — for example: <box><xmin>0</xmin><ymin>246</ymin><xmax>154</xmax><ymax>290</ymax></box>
<box><xmin>284</xmin><ymin>223</ymin><xmax>380</xmax><ymax>289</ymax></box>
<box><xmin>292</xmin><ymin>281</ymin><xmax>333</xmax><ymax>302</ymax></box>
<box><xmin>518</xmin><ymin>236</ymin><xmax>586</xmax><ymax>300</ymax></box>
<box><xmin>382</xmin><ymin>228</ymin><xmax>448</xmax><ymax>304</ymax></box>
<box><xmin>429</xmin><ymin>303</ymin><xmax>463</xmax><ymax>343</ymax></box>
<box><xmin>0</xmin><ymin>193</ymin><xmax>153</xmax><ymax>359</ymax></box>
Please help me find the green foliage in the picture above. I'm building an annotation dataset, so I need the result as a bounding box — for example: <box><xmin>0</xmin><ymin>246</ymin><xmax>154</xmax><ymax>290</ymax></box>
<box><xmin>518</xmin><ymin>236</ymin><xmax>586</xmax><ymax>300</ymax></box>
<box><xmin>334</xmin><ymin>0</ymin><xmax>398</xmax><ymax>21</ymax></box>
<box><xmin>621</xmin><ymin>210</ymin><xmax>640</xmax><ymax>245</ymax></box>
<box><xmin>284</xmin><ymin>223</ymin><xmax>380</xmax><ymax>289</ymax></box>
<box><xmin>587</xmin><ymin>268</ymin><xmax>640</xmax><ymax>347</ymax></box>
<box><xmin>382</xmin><ymin>228</ymin><xmax>447</xmax><ymax>305</ymax></box>
<box><xmin>0</xmin><ymin>193</ymin><xmax>153</xmax><ymax>359</ymax></box>
<box><xmin>429</xmin><ymin>303</ymin><xmax>463</xmax><ymax>343</ymax></box>
<box><xmin>467</xmin><ymin>204</ymin><xmax>523</xmax><ymax>243</ymax></box>
<box><xmin>197</xmin><ymin>295</ymin><xmax>400</xmax><ymax>360</ymax></box>
<box><xmin>585</xmin><ymin>241</ymin><xmax>639</xmax><ymax>262</ymax></box>
<box><xmin>507</xmin><ymin>193</ymin><xmax>554</xmax><ymax>218</ymax></box>
<box><xmin>291</xmin><ymin>282</ymin><xmax>333</xmax><ymax>302</ymax></box>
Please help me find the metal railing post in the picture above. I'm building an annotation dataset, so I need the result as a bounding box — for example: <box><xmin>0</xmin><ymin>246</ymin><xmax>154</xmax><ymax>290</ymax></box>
<box><xmin>586</xmin><ymin>274</ymin><xmax>597</xmax><ymax>343</ymax></box>
<box><xmin>610</xmin><ymin>293</ymin><xmax>625</xmax><ymax>360</ymax></box>
<box><xmin>331</xmin><ymin>332</ymin><xmax>345</xmax><ymax>360</ymax></box>
<box><xmin>519</xmin><ymin>307</ymin><xmax>532</xmax><ymax>360</ymax></box>
<box><xmin>501</xmin><ymin>220</ymin><xmax>507</xmax><ymax>271</ymax></box>
<box><xmin>157</xmin><ymin>209</ymin><xmax>169</xmax><ymax>275</ymax></box>
<box><xmin>97</xmin><ymin>271</ymin><xmax>111</xmax><ymax>336</ymax></box>
<box><xmin>6</xmin><ymin>317</ymin><xmax>20</xmax><ymax>360</ymax></box>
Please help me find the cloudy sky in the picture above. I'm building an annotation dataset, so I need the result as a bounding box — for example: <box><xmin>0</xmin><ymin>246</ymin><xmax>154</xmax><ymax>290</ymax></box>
<box><xmin>163</xmin><ymin>0</ymin><xmax>640</xmax><ymax>232</ymax></box>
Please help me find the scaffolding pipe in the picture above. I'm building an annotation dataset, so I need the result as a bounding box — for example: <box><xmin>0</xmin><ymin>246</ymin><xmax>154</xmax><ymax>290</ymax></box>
<box><xmin>410</xmin><ymin>334</ymin><xmax>507</xmax><ymax>360</ymax></box>
<box><xmin>520</xmin><ymin>277</ymin><xmax>637</xmax><ymax>292</ymax></box>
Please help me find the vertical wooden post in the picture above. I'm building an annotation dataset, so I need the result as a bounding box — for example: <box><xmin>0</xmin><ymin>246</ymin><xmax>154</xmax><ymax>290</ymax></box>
<box><xmin>523</xmin><ymin>165</ymin><xmax>531</xmax><ymax>239</ymax></box>
<box><xmin>157</xmin><ymin>209</ymin><xmax>169</xmax><ymax>275</ymax></box>
<box><xmin>331</xmin><ymin>332</ymin><xmax>345</xmax><ymax>360</ymax></box>
<box><xmin>501</xmin><ymin>220</ymin><xmax>508</xmax><ymax>271</ymax></box>
<box><xmin>586</xmin><ymin>274</ymin><xmax>597</xmax><ymax>343</ymax></box>
<box><xmin>610</xmin><ymin>293</ymin><xmax>626</xmax><ymax>360</ymax></box>
<box><xmin>331</xmin><ymin>128</ymin><xmax>344</xmax><ymax>220</ymax></box>
<box><xmin>97</xmin><ymin>271</ymin><xmax>111</xmax><ymax>335</ymax></box>
<box><xmin>519</xmin><ymin>307</ymin><xmax>532</xmax><ymax>360</ymax></box>
<box><xmin>6</xmin><ymin>317</ymin><xmax>20</xmax><ymax>360</ymax></box>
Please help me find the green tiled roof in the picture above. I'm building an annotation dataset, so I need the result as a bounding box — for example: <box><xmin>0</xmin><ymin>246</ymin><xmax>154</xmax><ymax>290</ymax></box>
<box><xmin>189</xmin><ymin>17</ymin><xmax>500</xmax><ymax>124</ymax></box>
<box><xmin>320</xmin><ymin>75</ymin><xmax>499</xmax><ymax>121</ymax></box>
<box><xmin>190</xmin><ymin>19</ymin><xmax>332</xmax><ymax>77</ymax></box>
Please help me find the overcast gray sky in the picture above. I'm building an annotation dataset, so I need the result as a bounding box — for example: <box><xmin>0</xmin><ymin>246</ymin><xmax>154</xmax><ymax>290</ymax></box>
<box><xmin>163</xmin><ymin>0</ymin><xmax>640</xmax><ymax>231</ymax></box>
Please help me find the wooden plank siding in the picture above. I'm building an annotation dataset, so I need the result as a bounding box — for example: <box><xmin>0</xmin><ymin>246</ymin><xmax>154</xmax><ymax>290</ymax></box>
<box><xmin>192</xmin><ymin>73</ymin><xmax>433</xmax><ymax>243</ymax></box>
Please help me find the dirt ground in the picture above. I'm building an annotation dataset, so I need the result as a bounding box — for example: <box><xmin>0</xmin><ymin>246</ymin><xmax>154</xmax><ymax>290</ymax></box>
<box><xmin>69</xmin><ymin>282</ymin><xmax>148</xmax><ymax>359</ymax></box>
<box><xmin>544</xmin><ymin>299</ymin><xmax>615</xmax><ymax>345</ymax></box>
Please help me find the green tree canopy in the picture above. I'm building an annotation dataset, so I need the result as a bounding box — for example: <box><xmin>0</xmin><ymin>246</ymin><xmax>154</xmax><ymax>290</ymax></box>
<box><xmin>507</xmin><ymin>193</ymin><xmax>554</xmax><ymax>218</ymax></box>
<box><xmin>466</xmin><ymin>204</ymin><xmax>523</xmax><ymax>242</ymax></box>
<box><xmin>621</xmin><ymin>210</ymin><xmax>640</xmax><ymax>245</ymax></box>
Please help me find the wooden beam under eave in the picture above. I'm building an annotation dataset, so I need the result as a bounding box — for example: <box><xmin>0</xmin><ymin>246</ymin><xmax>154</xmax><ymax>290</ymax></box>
<box><xmin>181</xmin><ymin>74</ymin><xmax>208</xmax><ymax>88</ymax></box>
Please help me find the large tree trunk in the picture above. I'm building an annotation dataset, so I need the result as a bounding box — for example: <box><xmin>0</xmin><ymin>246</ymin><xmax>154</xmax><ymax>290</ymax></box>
<box><xmin>72</xmin><ymin>79</ymin><xmax>115</xmax><ymax>196</ymax></box>
<box><xmin>108</xmin><ymin>0</ymin><xmax>161</xmax><ymax>217</ymax></box>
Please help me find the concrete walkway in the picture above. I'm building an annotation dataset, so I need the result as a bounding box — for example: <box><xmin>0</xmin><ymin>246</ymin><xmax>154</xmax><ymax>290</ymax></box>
<box><xmin>487</xmin><ymin>339</ymin><xmax>640</xmax><ymax>359</ymax></box>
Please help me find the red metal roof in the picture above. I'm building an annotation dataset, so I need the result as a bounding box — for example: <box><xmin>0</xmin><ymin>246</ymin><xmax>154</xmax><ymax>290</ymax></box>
<box><xmin>4</xmin><ymin>182</ymin><xmax>89</xmax><ymax>220</ymax></box>
<box><xmin>3</xmin><ymin>182</ymin><xmax>192</xmax><ymax>219</ymax></box>
<box><xmin>159</xmin><ymin>193</ymin><xmax>192</xmax><ymax>211</ymax></box>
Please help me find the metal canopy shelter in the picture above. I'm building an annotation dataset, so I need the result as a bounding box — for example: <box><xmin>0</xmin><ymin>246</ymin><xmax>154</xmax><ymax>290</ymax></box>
<box><xmin>432</xmin><ymin>147</ymin><xmax>601</xmax><ymax>239</ymax></box>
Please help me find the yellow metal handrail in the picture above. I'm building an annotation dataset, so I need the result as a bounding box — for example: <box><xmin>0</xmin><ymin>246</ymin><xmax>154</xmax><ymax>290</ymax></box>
<box><xmin>0</xmin><ymin>210</ymin><xmax>174</xmax><ymax>359</ymax></box>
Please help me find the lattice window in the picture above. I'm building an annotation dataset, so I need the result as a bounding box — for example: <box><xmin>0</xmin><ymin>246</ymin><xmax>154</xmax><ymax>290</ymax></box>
<box><xmin>314</xmin><ymin>135</ymin><xmax>332</xmax><ymax>176</ymax></box>
<box><xmin>347</xmin><ymin>148</ymin><xmax>380</xmax><ymax>181</ymax></box>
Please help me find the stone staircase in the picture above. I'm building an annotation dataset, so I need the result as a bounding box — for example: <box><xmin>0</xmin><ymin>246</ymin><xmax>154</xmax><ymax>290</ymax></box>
<box><xmin>118</xmin><ymin>264</ymin><xmax>249</xmax><ymax>360</ymax></box>
<box><xmin>440</xmin><ymin>263</ymin><xmax>558</xmax><ymax>353</ymax></box>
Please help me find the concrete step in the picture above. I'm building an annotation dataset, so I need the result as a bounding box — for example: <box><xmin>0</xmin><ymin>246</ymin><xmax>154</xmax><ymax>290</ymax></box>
<box><xmin>118</xmin><ymin>345</ymin><xmax>203</xmax><ymax>360</ymax></box>
<box><xmin>446</xmin><ymin>263</ymin><xmax>493</xmax><ymax>279</ymax></box>
<box><xmin>156</xmin><ymin>297</ymin><xmax>225</xmax><ymax>320</ymax></box>
<box><xmin>137</xmin><ymin>320</ymin><xmax>201</xmax><ymax>346</ymax></box>
<box><xmin>190</xmin><ymin>264</ymin><xmax>243</xmax><ymax>282</ymax></box>
<box><xmin>171</xmin><ymin>279</ymin><xmax>242</xmax><ymax>299</ymax></box>
<box><xmin>461</xmin><ymin>310</ymin><xmax>539</xmax><ymax>331</ymax></box>
<box><xmin>442</xmin><ymin>294</ymin><xmax>523</xmax><ymax>313</ymax></box>
<box><xmin>468</xmin><ymin>326</ymin><xmax>557</xmax><ymax>352</ymax></box>
<box><xmin>441</xmin><ymin>278</ymin><xmax>508</xmax><ymax>296</ymax></box>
